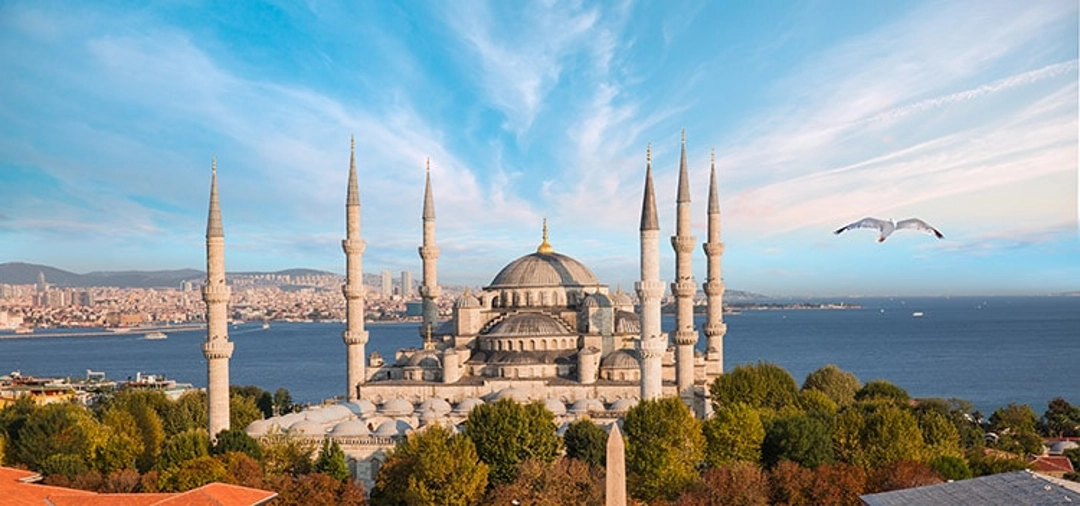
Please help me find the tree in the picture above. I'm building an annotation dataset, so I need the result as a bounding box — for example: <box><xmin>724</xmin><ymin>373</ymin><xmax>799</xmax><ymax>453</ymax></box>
<box><xmin>563</xmin><ymin>419</ymin><xmax>608</xmax><ymax>468</ymax></box>
<box><xmin>483</xmin><ymin>457</ymin><xmax>603</xmax><ymax>506</ymax></box>
<box><xmin>14</xmin><ymin>402</ymin><xmax>102</xmax><ymax>472</ymax></box>
<box><xmin>710</xmin><ymin>362</ymin><xmax>800</xmax><ymax>412</ymax></box>
<box><xmin>676</xmin><ymin>462</ymin><xmax>769</xmax><ymax>506</ymax></box>
<box><xmin>990</xmin><ymin>403</ymin><xmax>1039</xmax><ymax>434</ymax></box>
<box><xmin>274</xmin><ymin>388</ymin><xmax>295</xmax><ymax>416</ymax></box>
<box><xmin>315</xmin><ymin>438</ymin><xmax>350</xmax><ymax>482</ymax></box>
<box><xmin>966</xmin><ymin>448</ymin><xmax>1030</xmax><ymax>476</ymax></box>
<box><xmin>798</xmin><ymin>389</ymin><xmax>838</xmax><ymax>416</ymax></box>
<box><xmin>802</xmin><ymin>364</ymin><xmax>861</xmax><ymax>407</ymax></box>
<box><xmin>832</xmin><ymin>404</ymin><xmax>925</xmax><ymax>469</ymax></box>
<box><xmin>623</xmin><ymin>397</ymin><xmax>705</xmax><ymax>502</ymax></box>
<box><xmin>917</xmin><ymin>409</ymin><xmax>962</xmax><ymax>460</ymax></box>
<box><xmin>229</xmin><ymin>394</ymin><xmax>264</xmax><ymax>436</ymax></box>
<box><xmin>271</xmin><ymin>472</ymin><xmax>368</xmax><ymax>506</ymax></box>
<box><xmin>805</xmin><ymin>463</ymin><xmax>866</xmax><ymax>506</ymax></box>
<box><xmin>211</xmin><ymin>428</ymin><xmax>262</xmax><ymax>461</ymax></box>
<box><xmin>761</xmin><ymin>412</ymin><xmax>834</xmax><ymax>469</ymax></box>
<box><xmin>261</xmin><ymin>431</ymin><xmax>315</xmax><ymax>476</ymax></box>
<box><xmin>371</xmin><ymin>424</ymin><xmax>488</xmax><ymax>506</ymax></box>
<box><xmin>216</xmin><ymin>451</ymin><xmax>265</xmax><ymax>489</ymax></box>
<box><xmin>465</xmin><ymin>399</ymin><xmax>560</xmax><ymax>486</ymax></box>
<box><xmin>855</xmin><ymin>380</ymin><xmax>910</xmax><ymax>404</ymax></box>
<box><xmin>927</xmin><ymin>455</ymin><xmax>972</xmax><ymax>481</ymax></box>
<box><xmin>156</xmin><ymin>428</ymin><xmax>210</xmax><ymax>472</ymax></box>
<box><xmin>101</xmin><ymin>468</ymin><xmax>141</xmax><ymax>493</ymax></box>
<box><xmin>162</xmin><ymin>390</ymin><xmax>207</xmax><ymax>436</ymax></box>
<box><xmin>96</xmin><ymin>408</ymin><xmax>145</xmax><ymax>473</ymax></box>
<box><xmin>158</xmin><ymin>455</ymin><xmax>228</xmax><ymax>492</ymax></box>
<box><xmin>703</xmin><ymin>402</ymin><xmax>765</xmax><ymax>467</ymax></box>
<box><xmin>1043</xmin><ymin>397</ymin><xmax>1080</xmax><ymax>437</ymax></box>
<box><xmin>868</xmin><ymin>460</ymin><xmax>943</xmax><ymax>493</ymax></box>
<box><xmin>767</xmin><ymin>460</ymin><xmax>813</xmax><ymax>506</ymax></box>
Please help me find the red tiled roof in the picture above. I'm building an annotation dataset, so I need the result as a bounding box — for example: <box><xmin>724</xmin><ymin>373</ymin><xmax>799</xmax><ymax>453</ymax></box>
<box><xmin>0</xmin><ymin>467</ymin><xmax>96</xmax><ymax>506</ymax></box>
<box><xmin>1030</xmin><ymin>455</ymin><xmax>1075</xmax><ymax>474</ymax></box>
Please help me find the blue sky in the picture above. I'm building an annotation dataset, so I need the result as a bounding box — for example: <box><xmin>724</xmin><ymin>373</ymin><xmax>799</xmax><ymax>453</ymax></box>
<box><xmin>0</xmin><ymin>0</ymin><xmax>1076</xmax><ymax>297</ymax></box>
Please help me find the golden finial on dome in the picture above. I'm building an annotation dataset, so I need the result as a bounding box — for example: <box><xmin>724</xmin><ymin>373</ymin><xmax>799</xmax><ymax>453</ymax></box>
<box><xmin>646</xmin><ymin>143</ymin><xmax>652</xmax><ymax>164</ymax></box>
<box><xmin>423</xmin><ymin>324</ymin><xmax>435</xmax><ymax>350</ymax></box>
<box><xmin>537</xmin><ymin>218</ymin><xmax>554</xmax><ymax>254</ymax></box>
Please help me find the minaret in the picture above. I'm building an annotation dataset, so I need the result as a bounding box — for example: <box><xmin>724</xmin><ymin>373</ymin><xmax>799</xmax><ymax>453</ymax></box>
<box><xmin>202</xmin><ymin>157</ymin><xmax>233</xmax><ymax>439</ymax></box>
<box><xmin>418</xmin><ymin>159</ymin><xmax>441</xmax><ymax>338</ymax></box>
<box><xmin>342</xmin><ymin>137</ymin><xmax>369</xmax><ymax>401</ymax></box>
<box><xmin>636</xmin><ymin>144</ymin><xmax>665</xmax><ymax>400</ymax></box>
<box><xmin>703</xmin><ymin>150</ymin><xmax>727</xmax><ymax>378</ymax></box>
<box><xmin>671</xmin><ymin>130</ymin><xmax>697</xmax><ymax>402</ymax></box>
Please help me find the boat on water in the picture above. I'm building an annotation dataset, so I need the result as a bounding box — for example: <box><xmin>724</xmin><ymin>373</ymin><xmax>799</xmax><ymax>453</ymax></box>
<box><xmin>262</xmin><ymin>322</ymin><xmax>270</xmax><ymax>330</ymax></box>
<box><xmin>14</xmin><ymin>326</ymin><xmax>33</xmax><ymax>335</ymax></box>
<box><xmin>912</xmin><ymin>312</ymin><xmax>924</xmax><ymax>317</ymax></box>
<box><xmin>105</xmin><ymin>327</ymin><xmax>132</xmax><ymax>333</ymax></box>
<box><xmin>144</xmin><ymin>331</ymin><xmax>167</xmax><ymax>340</ymax></box>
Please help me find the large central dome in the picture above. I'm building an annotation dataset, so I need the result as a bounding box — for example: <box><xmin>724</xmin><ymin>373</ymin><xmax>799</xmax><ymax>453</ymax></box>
<box><xmin>487</xmin><ymin>251</ymin><xmax>600</xmax><ymax>289</ymax></box>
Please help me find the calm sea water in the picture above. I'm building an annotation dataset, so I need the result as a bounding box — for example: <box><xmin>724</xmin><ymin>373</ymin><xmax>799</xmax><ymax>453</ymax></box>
<box><xmin>1</xmin><ymin>296</ymin><xmax>1076</xmax><ymax>414</ymax></box>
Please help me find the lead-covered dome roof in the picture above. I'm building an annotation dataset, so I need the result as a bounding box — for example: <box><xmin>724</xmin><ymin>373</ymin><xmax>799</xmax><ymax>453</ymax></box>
<box><xmin>486</xmin><ymin>313</ymin><xmax>574</xmax><ymax>337</ymax></box>
<box><xmin>487</xmin><ymin>251</ymin><xmax>600</xmax><ymax>289</ymax></box>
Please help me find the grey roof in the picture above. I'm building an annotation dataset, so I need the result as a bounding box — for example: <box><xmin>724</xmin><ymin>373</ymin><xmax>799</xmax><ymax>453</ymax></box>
<box><xmin>486</xmin><ymin>313</ymin><xmax>575</xmax><ymax>338</ymax></box>
<box><xmin>346</xmin><ymin>136</ymin><xmax>359</xmax><ymax>207</ymax></box>
<box><xmin>487</xmin><ymin>251</ymin><xmax>600</xmax><ymax>289</ymax></box>
<box><xmin>860</xmin><ymin>471</ymin><xmax>1080</xmax><ymax>506</ymax></box>
<box><xmin>640</xmin><ymin>160</ymin><xmax>659</xmax><ymax>231</ymax></box>
<box><xmin>708</xmin><ymin>153</ymin><xmax>720</xmax><ymax>215</ymax></box>
<box><xmin>206</xmin><ymin>158</ymin><xmax>224</xmax><ymax>238</ymax></box>
<box><xmin>422</xmin><ymin>161</ymin><xmax>435</xmax><ymax>220</ymax></box>
<box><xmin>677</xmin><ymin>130</ymin><xmax>690</xmax><ymax>204</ymax></box>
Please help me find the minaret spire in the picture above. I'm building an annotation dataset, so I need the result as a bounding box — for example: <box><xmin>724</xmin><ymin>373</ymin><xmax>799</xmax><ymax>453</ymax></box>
<box><xmin>537</xmin><ymin>218</ymin><xmax>554</xmax><ymax>254</ymax></box>
<box><xmin>342</xmin><ymin>136</ymin><xmax>369</xmax><ymax>400</ymax></box>
<box><xmin>671</xmin><ymin>130</ymin><xmax>697</xmax><ymax>406</ymax></box>
<box><xmin>703</xmin><ymin>148</ymin><xmax>727</xmax><ymax>384</ymax></box>
<box><xmin>419</xmin><ymin>159</ymin><xmax>442</xmax><ymax>339</ymax></box>
<box><xmin>636</xmin><ymin>144</ymin><xmax>665</xmax><ymax>400</ymax></box>
<box><xmin>202</xmin><ymin>156</ymin><xmax>233</xmax><ymax>440</ymax></box>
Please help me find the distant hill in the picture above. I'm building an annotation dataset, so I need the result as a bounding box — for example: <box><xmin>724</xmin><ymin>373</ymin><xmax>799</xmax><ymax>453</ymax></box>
<box><xmin>0</xmin><ymin>262</ymin><xmax>339</xmax><ymax>289</ymax></box>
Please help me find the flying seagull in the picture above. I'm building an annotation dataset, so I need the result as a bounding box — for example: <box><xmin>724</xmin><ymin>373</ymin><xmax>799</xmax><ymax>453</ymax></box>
<box><xmin>834</xmin><ymin>217</ymin><xmax>944</xmax><ymax>242</ymax></box>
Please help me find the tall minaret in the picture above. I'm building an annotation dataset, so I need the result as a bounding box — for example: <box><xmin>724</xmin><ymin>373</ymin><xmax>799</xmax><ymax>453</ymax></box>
<box><xmin>342</xmin><ymin>137</ymin><xmax>369</xmax><ymax>401</ymax></box>
<box><xmin>418</xmin><ymin>159</ymin><xmax>441</xmax><ymax>338</ymax></box>
<box><xmin>671</xmin><ymin>130</ymin><xmax>697</xmax><ymax>401</ymax></box>
<box><xmin>636</xmin><ymin>145</ymin><xmax>665</xmax><ymax>400</ymax></box>
<box><xmin>702</xmin><ymin>150</ymin><xmax>727</xmax><ymax>378</ymax></box>
<box><xmin>202</xmin><ymin>157</ymin><xmax>233</xmax><ymax>439</ymax></box>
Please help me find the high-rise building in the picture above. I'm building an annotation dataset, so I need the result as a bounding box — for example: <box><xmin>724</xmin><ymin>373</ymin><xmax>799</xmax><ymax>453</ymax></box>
<box><xmin>400</xmin><ymin>270</ymin><xmax>413</xmax><ymax>298</ymax></box>
<box><xmin>381</xmin><ymin>270</ymin><xmax>393</xmax><ymax>297</ymax></box>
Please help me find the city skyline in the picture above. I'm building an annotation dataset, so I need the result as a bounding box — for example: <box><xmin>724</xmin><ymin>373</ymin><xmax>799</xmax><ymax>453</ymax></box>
<box><xmin>1</xmin><ymin>1</ymin><xmax>1077</xmax><ymax>297</ymax></box>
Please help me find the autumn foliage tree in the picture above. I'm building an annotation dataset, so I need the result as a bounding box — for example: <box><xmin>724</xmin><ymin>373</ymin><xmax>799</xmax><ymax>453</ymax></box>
<box><xmin>802</xmin><ymin>364</ymin><xmax>861</xmax><ymax>407</ymax></box>
<box><xmin>624</xmin><ymin>397</ymin><xmax>705</xmax><ymax>502</ymax></box>
<box><xmin>483</xmin><ymin>457</ymin><xmax>603</xmax><ymax>506</ymax></box>
<box><xmin>703</xmin><ymin>402</ymin><xmax>765</xmax><ymax>466</ymax></box>
<box><xmin>371</xmin><ymin>424</ymin><xmax>488</xmax><ymax>506</ymax></box>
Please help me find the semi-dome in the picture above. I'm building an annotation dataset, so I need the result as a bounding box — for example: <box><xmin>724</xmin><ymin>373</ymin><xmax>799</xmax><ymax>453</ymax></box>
<box><xmin>347</xmin><ymin>399</ymin><xmax>378</xmax><ymax>417</ymax></box>
<box><xmin>601</xmin><ymin>349</ymin><xmax>640</xmax><ymax>369</ymax></box>
<box><xmin>487</xmin><ymin>251</ymin><xmax>600</xmax><ymax>289</ymax></box>
<box><xmin>416</xmin><ymin>397</ymin><xmax>453</xmax><ymax>416</ymax></box>
<box><xmin>569</xmin><ymin>398</ymin><xmax>606</xmax><ymax>415</ymax></box>
<box><xmin>608</xmin><ymin>398</ymin><xmax>639</xmax><ymax>413</ymax></box>
<box><xmin>487</xmin><ymin>313</ymin><xmax>574</xmax><ymax>338</ymax></box>
<box><xmin>381</xmin><ymin>398</ymin><xmax>416</xmax><ymax>416</ymax></box>
<box><xmin>453</xmin><ymin>397</ymin><xmax>484</xmax><ymax>415</ymax></box>
<box><xmin>374</xmin><ymin>419</ymin><xmax>413</xmax><ymax>437</ymax></box>
<box><xmin>543</xmin><ymin>398</ymin><xmax>568</xmax><ymax>416</ymax></box>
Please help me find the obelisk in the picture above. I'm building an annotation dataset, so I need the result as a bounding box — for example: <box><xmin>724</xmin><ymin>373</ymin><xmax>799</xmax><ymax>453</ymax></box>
<box><xmin>606</xmin><ymin>423</ymin><xmax>627</xmax><ymax>506</ymax></box>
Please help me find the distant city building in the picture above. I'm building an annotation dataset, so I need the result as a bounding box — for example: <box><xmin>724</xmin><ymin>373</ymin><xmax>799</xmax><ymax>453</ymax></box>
<box><xmin>380</xmin><ymin>270</ymin><xmax>392</xmax><ymax>297</ymax></box>
<box><xmin>400</xmin><ymin>270</ymin><xmax>413</xmax><ymax>298</ymax></box>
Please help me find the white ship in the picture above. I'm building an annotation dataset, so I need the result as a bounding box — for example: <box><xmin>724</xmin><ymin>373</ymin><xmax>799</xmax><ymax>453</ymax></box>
<box><xmin>143</xmin><ymin>331</ymin><xmax>167</xmax><ymax>340</ymax></box>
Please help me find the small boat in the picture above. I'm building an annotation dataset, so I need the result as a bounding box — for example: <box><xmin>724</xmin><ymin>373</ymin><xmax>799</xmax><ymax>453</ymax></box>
<box><xmin>912</xmin><ymin>312</ymin><xmax>924</xmax><ymax>317</ymax></box>
<box><xmin>14</xmin><ymin>326</ymin><xmax>33</xmax><ymax>335</ymax></box>
<box><xmin>106</xmin><ymin>327</ymin><xmax>132</xmax><ymax>333</ymax></box>
<box><xmin>144</xmin><ymin>331</ymin><xmax>167</xmax><ymax>340</ymax></box>
<box><xmin>262</xmin><ymin>322</ymin><xmax>270</xmax><ymax>330</ymax></box>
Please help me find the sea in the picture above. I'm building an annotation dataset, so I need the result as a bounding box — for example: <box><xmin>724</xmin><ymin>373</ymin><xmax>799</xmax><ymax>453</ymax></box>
<box><xmin>1</xmin><ymin>296</ymin><xmax>1076</xmax><ymax>415</ymax></box>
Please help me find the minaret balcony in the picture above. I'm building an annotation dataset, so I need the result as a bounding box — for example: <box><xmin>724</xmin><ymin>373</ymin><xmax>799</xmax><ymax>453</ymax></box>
<box><xmin>637</xmin><ymin>335</ymin><xmax>667</xmax><ymax>359</ymax></box>
<box><xmin>419</xmin><ymin>285</ymin><xmax>442</xmax><ymax>298</ymax></box>
<box><xmin>202</xmin><ymin>284</ymin><xmax>231</xmax><ymax>304</ymax></box>
<box><xmin>672</xmin><ymin>329</ymin><xmax>698</xmax><ymax>346</ymax></box>
<box><xmin>342</xmin><ymin>284</ymin><xmax>365</xmax><ymax>299</ymax></box>
<box><xmin>703</xmin><ymin>242</ymin><xmax>725</xmax><ymax>256</ymax></box>
<box><xmin>670</xmin><ymin>235</ymin><xmax>697</xmax><ymax>253</ymax></box>
<box><xmin>634</xmin><ymin>280</ymin><xmax>664</xmax><ymax>300</ymax></box>
<box><xmin>418</xmin><ymin>245</ymin><xmax>440</xmax><ymax>260</ymax></box>
<box><xmin>703</xmin><ymin>281</ymin><xmax>726</xmax><ymax>297</ymax></box>
<box><xmin>342</xmin><ymin>329</ymin><xmax>369</xmax><ymax>345</ymax></box>
<box><xmin>671</xmin><ymin>281</ymin><xmax>697</xmax><ymax>297</ymax></box>
<box><xmin>202</xmin><ymin>340</ymin><xmax>234</xmax><ymax>360</ymax></box>
<box><xmin>703</xmin><ymin>322</ymin><xmax>727</xmax><ymax>337</ymax></box>
<box><xmin>342</xmin><ymin>238</ymin><xmax>366</xmax><ymax>255</ymax></box>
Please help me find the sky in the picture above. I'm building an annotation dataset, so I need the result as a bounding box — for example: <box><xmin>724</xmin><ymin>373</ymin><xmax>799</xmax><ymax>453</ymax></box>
<box><xmin>0</xmin><ymin>0</ymin><xmax>1077</xmax><ymax>297</ymax></box>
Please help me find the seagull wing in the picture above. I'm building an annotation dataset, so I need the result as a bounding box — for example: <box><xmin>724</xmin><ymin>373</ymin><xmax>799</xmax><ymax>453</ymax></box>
<box><xmin>896</xmin><ymin>218</ymin><xmax>944</xmax><ymax>239</ymax></box>
<box><xmin>834</xmin><ymin>217</ymin><xmax>891</xmax><ymax>235</ymax></box>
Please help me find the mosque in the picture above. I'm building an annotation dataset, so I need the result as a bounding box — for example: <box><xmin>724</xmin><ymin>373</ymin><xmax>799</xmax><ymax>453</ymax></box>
<box><xmin>201</xmin><ymin>133</ymin><xmax>729</xmax><ymax>487</ymax></box>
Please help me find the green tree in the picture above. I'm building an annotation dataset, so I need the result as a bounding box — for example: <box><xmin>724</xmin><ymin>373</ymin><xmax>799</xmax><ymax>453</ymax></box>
<box><xmin>710</xmin><ymin>362</ymin><xmax>800</xmax><ymax>412</ymax></box>
<box><xmin>0</xmin><ymin>396</ymin><xmax>38</xmax><ymax>461</ymax></box>
<box><xmin>96</xmin><ymin>408</ymin><xmax>145</xmax><ymax>473</ymax></box>
<box><xmin>855</xmin><ymin>380</ymin><xmax>910</xmax><ymax>404</ymax></box>
<box><xmin>802</xmin><ymin>364</ymin><xmax>861</xmax><ymax>407</ymax></box>
<box><xmin>261</xmin><ymin>432</ymin><xmax>315</xmax><ymax>476</ymax></box>
<box><xmin>229</xmin><ymin>394</ymin><xmax>264</xmax><ymax>437</ymax></box>
<box><xmin>927</xmin><ymin>455</ymin><xmax>972</xmax><ymax>481</ymax></box>
<box><xmin>162</xmin><ymin>390</ymin><xmax>207</xmax><ymax>436</ymax></box>
<box><xmin>314</xmin><ymin>438</ymin><xmax>350</xmax><ymax>482</ymax></box>
<box><xmin>274</xmin><ymin>388</ymin><xmax>294</xmax><ymax>415</ymax></box>
<box><xmin>210</xmin><ymin>428</ymin><xmax>262</xmax><ymax>461</ymax></box>
<box><xmin>40</xmin><ymin>453</ymin><xmax>92</xmax><ymax>480</ymax></box>
<box><xmin>563</xmin><ymin>419</ymin><xmax>608</xmax><ymax>468</ymax></box>
<box><xmin>917</xmin><ymin>409</ymin><xmax>962</xmax><ymax>460</ymax></box>
<box><xmin>703</xmin><ymin>402</ymin><xmax>765</xmax><ymax>467</ymax></box>
<box><xmin>156</xmin><ymin>428</ymin><xmax>210</xmax><ymax>472</ymax></box>
<box><xmin>14</xmin><ymin>402</ymin><xmax>102</xmax><ymax>472</ymax></box>
<box><xmin>833</xmin><ymin>403</ymin><xmax>926</xmax><ymax>469</ymax></box>
<box><xmin>158</xmin><ymin>455</ymin><xmax>228</xmax><ymax>492</ymax></box>
<box><xmin>1042</xmin><ymin>397</ymin><xmax>1080</xmax><ymax>437</ymax></box>
<box><xmin>623</xmin><ymin>397</ymin><xmax>705</xmax><ymax>502</ymax></box>
<box><xmin>761</xmin><ymin>412</ymin><xmax>834</xmax><ymax>469</ymax></box>
<box><xmin>465</xmin><ymin>399</ymin><xmax>560</xmax><ymax>486</ymax></box>
<box><xmin>990</xmin><ymin>403</ymin><xmax>1039</xmax><ymax>434</ymax></box>
<box><xmin>798</xmin><ymin>389</ymin><xmax>838</xmax><ymax>416</ymax></box>
<box><xmin>371</xmin><ymin>424</ymin><xmax>488</xmax><ymax>506</ymax></box>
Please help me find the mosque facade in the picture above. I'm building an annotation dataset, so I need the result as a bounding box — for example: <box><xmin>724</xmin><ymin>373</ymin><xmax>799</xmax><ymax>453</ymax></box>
<box><xmin>234</xmin><ymin>133</ymin><xmax>728</xmax><ymax>488</ymax></box>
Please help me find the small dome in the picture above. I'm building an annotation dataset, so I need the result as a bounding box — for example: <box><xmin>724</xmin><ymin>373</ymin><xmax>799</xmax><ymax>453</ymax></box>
<box><xmin>416</xmin><ymin>398</ymin><xmax>453</xmax><ymax>416</ymax></box>
<box><xmin>276</xmin><ymin>413</ymin><xmax>304</xmax><ymax>427</ymax></box>
<box><xmin>611</xmin><ymin>290</ymin><xmax>634</xmax><ymax>307</ymax></box>
<box><xmin>608</xmin><ymin>398</ymin><xmax>639</xmax><ymax>413</ymax></box>
<box><xmin>288</xmin><ymin>419</ymin><xmax>327</xmax><ymax>436</ymax></box>
<box><xmin>453</xmin><ymin>398</ymin><xmax>484</xmax><ymax>415</ymax></box>
<box><xmin>601</xmin><ymin>349</ymin><xmax>640</xmax><ymax>369</ymax></box>
<box><xmin>455</xmin><ymin>291</ymin><xmax>482</xmax><ymax>308</ymax></box>
<box><xmin>245</xmin><ymin>419</ymin><xmax>276</xmax><ymax>437</ymax></box>
<box><xmin>569</xmin><ymin>398</ymin><xmax>606</xmax><ymax>415</ymax></box>
<box><xmin>374</xmin><ymin>419</ymin><xmax>413</xmax><ymax>437</ymax></box>
<box><xmin>303</xmin><ymin>405</ymin><xmax>353</xmax><ymax>424</ymax></box>
<box><xmin>492</xmin><ymin>387</ymin><xmax>531</xmax><ymax>403</ymax></box>
<box><xmin>407</xmin><ymin>350</ymin><xmax>441</xmax><ymax>368</ymax></box>
<box><xmin>487</xmin><ymin>252</ymin><xmax>600</xmax><ymax>289</ymax></box>
<box><xmin>487</xmin><ymin>313</ymin><xmax>573</xmax><ymax>338</ymax></box>
<box><xmin>329</xmin><ymin>419</ymin><xmax>371</xmax><ymax>437</ymax></box>
<box><xmin>543</xmin><ymin>398</ymin><xmax>567</xmax><ymax>416</ymax></box>
<box><xmin>582</xmin><ymin>292</ymin><xmax>612</xmax><ymax>308</ymax></box>
<box><xmin>381</xmin><ymin>398</ymin><xmax>416</xmax><ymax>416</ymax></box>
<box><xmin>614</xmin><ymin>311</ymin><xmax>641</xmax><ymax>334</ymax></box>
<box><xmin>1050</xmin><ymin>441</ymin><xmax>1079</xmax><ymax>454</ymax></box>
<box><xmin>419</xmin><ymin>409</ymin><xmax>443</xmax><ymax>425</ymax></box>
<box><xmin>348</xmin><ymin>399</ymin><xmax>378</xmax><ymax>417</ymax></box>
